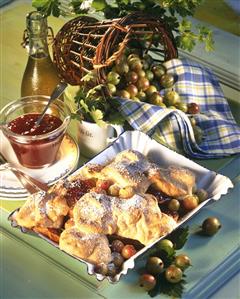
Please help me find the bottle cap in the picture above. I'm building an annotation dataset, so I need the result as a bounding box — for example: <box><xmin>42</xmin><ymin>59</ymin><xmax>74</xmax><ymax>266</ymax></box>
<box><xmin>26</xmin><ymin>11</ymin><xmax>48</xmax><ymax>36</ymax></box>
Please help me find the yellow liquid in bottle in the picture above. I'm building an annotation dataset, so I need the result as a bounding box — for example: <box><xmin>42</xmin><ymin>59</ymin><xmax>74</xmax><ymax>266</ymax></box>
<box><xmin>21</xmin><ymin>53</ymin><xmax>61</xmax><ymax>97</ymax></box>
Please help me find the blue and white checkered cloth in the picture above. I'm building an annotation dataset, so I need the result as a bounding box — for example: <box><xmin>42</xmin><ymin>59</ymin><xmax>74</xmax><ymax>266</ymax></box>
<box><xmin>115</xmin><ymin>58</ymin><xmax>240</xmax><ymax>159</ymax></box>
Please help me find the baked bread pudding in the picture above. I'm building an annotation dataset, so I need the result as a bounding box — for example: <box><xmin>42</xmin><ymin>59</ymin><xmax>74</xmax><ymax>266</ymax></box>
<box><xmin>13</xmin><ymin>149</ymin><xmax>206</xmax><ymax>275</ymax></box>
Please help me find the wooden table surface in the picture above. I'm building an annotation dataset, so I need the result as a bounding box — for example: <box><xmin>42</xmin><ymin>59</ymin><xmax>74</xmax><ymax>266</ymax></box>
<box><xmin>1</xmin><ymin>2</ymin><xmax>240</xmax><ymax>299</ymax></box>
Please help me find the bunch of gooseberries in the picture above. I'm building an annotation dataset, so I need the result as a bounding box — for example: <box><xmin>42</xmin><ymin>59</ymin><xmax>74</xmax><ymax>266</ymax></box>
<box><xmin>94</xmin><ymin>239</ymin><xmax>137</xmax><ymax>277</ymax></box>
<box><xmin>139</xmin><ymin>238</ymin><xmax>191</xmax><ymax>291</ymax></box>
<box><xmin>106</xmin><ymin>49</ymin><xmax>177</xmax><ymax>107</ymax></box>
<box><xmin>160</xmin><ymin>188</ymin><xmax>209</xmax><ymax>220</ymax></box>
<box><xmin>138</xmin><ymin>214</ymin><xmax>221</xmax><ymax>293</ymax></box>
<box><xmin>105</xmin><ymin>48</ymin><xmax>203</xmax><ymax>143</ymax></box>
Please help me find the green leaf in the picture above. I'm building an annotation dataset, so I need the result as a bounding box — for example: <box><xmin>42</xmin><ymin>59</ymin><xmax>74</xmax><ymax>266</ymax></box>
<box><xmin>154</xmin><ymin>246</ymin><xmax>176</xmax><ymax>267</ymax></box>
<box><xmin>92</xmin><ymin>0</ymin><xmax>107</xmax><ymax>10</ymax></box>
<box><xmin>86</xmin><ymin>84</ymin><xmax>104</xmax><ymax>97</ymax></box>
<box><xmin>169</xmin><ymin>226</ymin><xmax>189</xmax><ymax>250</ymax></box>
<box><xmin>81</xmin><ymin>71</ymin><xmax>98</xmax><ymax>82</ymax></box>
<box><xmin>178</xmin><ymin>18</ymin><xmax>192</xmax><ymax>32</ymax></box>
<box><xmin>79</xmin><ymin>99</ymin><xmax>90</xmax><ymax>113</ymax></box>
<box><xmin>149</xmin><ymin>272</ymin><xmax>186</xmax><ymax>298</ymax></box>
<box><xmin>197</xmin><ymin>25</ymin><xmax>214</xmax><ymax>52</ymax></box>
<box><xmin>105</xmin><ymin>0</ymin><xmax>118</xmax><ymax>7</ymax></box>
<box><xmin>71</xmin><ymin>0</ymin><xmax>90</xmax><ymax>15</ymax></box>
<box><xmin>121</xmin><ymin>0</ymin><xmax>130</xmax><ymax>4</ymax></box>
<box><xmin>179</xmin><ymin>32</ymin><xmax>197</xmax><ymax>51</ymax></box>
<box><xmin>205</xmin><ymin>34</ymin><xmax>214</xmax><ymax>52</ymax></box>
<box><xmin>70</xmin><ymin>113</ymin><xmax>83</xmax><ymax>121</ymax></box>
<box><xmin>90</xmin><ymin>109</ymin><xmax>105</xmax><ymax>126</ymax></box>
<box><xmin>51</xmin><ymin>0</ymin><xmax>60</xmax><ymax>17</ymax></box>
<box><xmin>154</xmin><ymin>0</ymin><xmax>170</xmax><ymax>9</ymax></box>
<box><xmin>106</xmin><ymin>110</ymin><xmax>126</xmax><ymax>125</ymax></box>
<box><xmin>32</xmin><ymin>0</ymin><xmax>60</xmax><ymax>16</ymax></box>
<box><xmin>32</xmin><ymin>0</ymin><xmax>49</xmax><ymax>8</ymax></box>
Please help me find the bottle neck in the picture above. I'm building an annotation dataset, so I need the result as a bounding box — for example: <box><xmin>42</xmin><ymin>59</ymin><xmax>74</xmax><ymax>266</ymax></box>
<box><xmin>28</xmin><ymin>34</ymin><xmax>50</xmax><ymax>58</ymax></box>
<box><xmin>25</xmin><ymin>11</ymin><xmax>51</xmax><ymax>58</ymax></box>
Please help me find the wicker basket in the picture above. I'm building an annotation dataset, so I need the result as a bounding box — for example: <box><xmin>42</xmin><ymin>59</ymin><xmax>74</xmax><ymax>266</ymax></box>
<box><xmin>53</xmin><ymin>12</ymin><xmax>178</xmax><ymax>86</ymax></box>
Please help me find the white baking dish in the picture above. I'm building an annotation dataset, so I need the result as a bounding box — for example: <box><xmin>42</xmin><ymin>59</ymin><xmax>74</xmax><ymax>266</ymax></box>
<box><xmin>9</xmin><ymin>130</ymin><xmax>233</xmax><ymax>282</ymax></box>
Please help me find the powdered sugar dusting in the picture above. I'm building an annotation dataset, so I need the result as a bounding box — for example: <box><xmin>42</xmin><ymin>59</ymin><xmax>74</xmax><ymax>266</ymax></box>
<box><xmin>34</xmin><ymin>191</ymin><xmax>48</xmax><ymax>215</ymax></box>
<box><xmin>113</xmin><ymin>161</ymin><xmax>147</xmax><ymax>184</ymax></box>
<box><xmin>114</xmin><ymin>194</ymin><xmax>143</xmax><ymax>210</ymax></box>
<box><xmin>75</xmin><ymin>193</ymin><xmax>113</xmax><ymax>224</ymax></box>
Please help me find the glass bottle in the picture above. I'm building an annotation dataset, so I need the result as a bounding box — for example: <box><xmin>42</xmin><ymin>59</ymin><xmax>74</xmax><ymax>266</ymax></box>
<box><xmin>21</xmin><ymin>11</ymin><xmax>61</xmax><ymax>97</ymax></box>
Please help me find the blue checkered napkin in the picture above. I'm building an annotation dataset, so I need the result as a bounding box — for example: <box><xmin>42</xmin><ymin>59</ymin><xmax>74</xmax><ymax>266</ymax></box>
<box><xmin>115</xmin><ymin>58</ymin><xmax>240</xmax><ymax>159</ymax></box>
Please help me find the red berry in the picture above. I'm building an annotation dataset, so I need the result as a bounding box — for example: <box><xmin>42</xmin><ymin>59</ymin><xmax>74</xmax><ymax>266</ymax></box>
<box><xmin>111</xmin><ymin>252</ymin><xmax>125</xmax><ymax>267</ymax></box>
<box><xmin>121</xmin><ymin>244</ymin><xmax>137</xmax><ymax>259</ymax></box>
<box><xmin>111</xmin><ymin>239</ymin><xmax>125</xmax><ymax>253</ymax></box>
<box><xmin>96</xmin><ymin>179</ymin><xmax>112</xmax><ymax>190</ymax></box>
<box><xmin>187</xmin><ymin>103</ymin><xmax>200</xmax><ymax>114</ymax></box>
<box><xmin>94</xmin><ymin>263</ymin><xmax>108</xmax><ymax>275</ymax></box>
<box><xmin>125</xmin><ymin>71</ymin><xmax>138</xmax><ymax>84</ymax></box>
<box><xmin>139</xmin><ymin>274</ymin><xmax>156</xmax><ymax>291</ymax></box>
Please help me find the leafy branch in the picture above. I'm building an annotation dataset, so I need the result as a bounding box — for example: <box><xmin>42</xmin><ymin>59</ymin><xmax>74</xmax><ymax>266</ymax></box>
<box><xmin>147</xmin><ymin>226</ymin><xmax>190</xmax><ymax>298</ymax></box>
<box><xmin>32</xmin><ymin>0</ymin><xmax>61</xmax><ymax>17</ymax></box>
<box><xmin>32</xmin><ymin>0</ymin><xmax>214</xmax><ymax>52</ymax></box>
<box><xmin>74</xmin><ymin>85</ymin><xmax>108</xmax><ymax>126</ymax></box>
<box><xmin>73</xmin><ymin>71</ymin><xmax>125</xmax><ymax>125</ymax></box>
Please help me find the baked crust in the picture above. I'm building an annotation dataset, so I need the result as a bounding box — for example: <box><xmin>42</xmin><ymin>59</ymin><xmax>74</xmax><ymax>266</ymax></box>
<box><xmin>78</xmin><ymin>163</ymin><xmax>105</xmax><ymax>180</ymax></box>
<box><xmin>148</xmin><ymin>164</ymin><xmax>196</xmax><ymax>197</ymax></box>
<box><xmin>73</xmin><ymin>192</ymin><xmax>117</xmax><ymax>235</ymax></box>
<box><xmin>101</xmin><ymin>149</ymin><xmax>151</xmax><ymax>193</ymax></box>
<box><xmin>59</xmin><ymin>227</ymin><xmax>112</xmax><ymax>265</ymax></box>
<box><xmin>33</xmin><ymin>226</ymin><xmax>61</xmax><ymax>243</ymax></box>
<box><xmin>73</xmin><ymin>192</ymin><xmax>176</xmax><ymax>246</ymax></box>
<box><xmin>15</xmin><ymin>191</ymin><xmax>69</xmax><ymax>229</ymax></box>
<box><xmin>112</xmin><ymin>193</ymin><xmax>176</xmax><ymax>245</ymax></box>
<box><xmin>14</xmin><ymin>149</ymin><xmax>196</xmax><ymax>263</ymax></box>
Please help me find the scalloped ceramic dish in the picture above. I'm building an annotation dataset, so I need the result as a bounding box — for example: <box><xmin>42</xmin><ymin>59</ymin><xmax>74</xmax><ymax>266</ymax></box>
<box><xmin>9</xmin><ymin>131</ymin><xmax>233</xmax><ymax>282</ymax></box>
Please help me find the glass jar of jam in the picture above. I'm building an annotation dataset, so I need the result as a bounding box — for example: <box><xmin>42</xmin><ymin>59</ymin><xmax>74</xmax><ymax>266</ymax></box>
<box><xmin>0</xmin><ymin>95</ymin><xmax>71</xmax><ymax>168</ymax></box>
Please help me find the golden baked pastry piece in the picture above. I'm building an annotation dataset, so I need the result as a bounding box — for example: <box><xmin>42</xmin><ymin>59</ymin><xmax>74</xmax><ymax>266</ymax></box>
<box><xmin>73</xmin><ymin>192</ymin><xmax>176</xmax><ymax>246</ymax></box>
<box><xmin>148</xmin><ymin>164</ymin><xmax>196</xmax><ymax>198</ymax></box>
<box><xmin>100</xmin><ymin>149</ymin><xmax>152</xmax><ymax>193</ymax></box>
<box><xmin>78</xmin><ymin>163</ymin><xmax>105</xmax><ymax>180</ymax></box>
<box><xmin>73</xmin><ymin>192</ymin><xmax>117</xmax><ymax>235</ymax></box>
<box><xmin>15</xmin><ymin>191</ymin><xmax>69</xmax><ymax>229</ymax></box>
<box><xmin>59</xmin><ymin>227</ymin><xmax>112</xmax><ymax>265</ymax></box>
<box><xmin>64</xmin><ymin>218</ymin><xmax>75</xmax><ymax>229</ymax></box>
<box><xmin>33</xmin><ymin>226</ymin><xmax>61</xmax><ymax>243</ymax></box>
<box><xmin>157</xmin><ymin>213</ymin><xmax>179</xmax><ymax>236</ymax></box>
<box><xmin>47</xmin><ymin>179</ymin><xmax>67</xmax><ymax>196</ymax></box>
<box><xmin>112</xmin><ymin>193</ymin><xmax>176</xmax><ymax>245</ymax></box>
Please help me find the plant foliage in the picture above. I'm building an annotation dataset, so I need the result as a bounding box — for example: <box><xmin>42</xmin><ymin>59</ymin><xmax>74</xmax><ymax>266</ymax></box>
<box><xmin>32</xmin><ymin>0</ymin><xmax>214</xmax><ymax>52</ymax></box>
<box><xmin>147</xmin><ymin>226</ymin><xmax>190</xmax><ymax>298</ymax></box>
<box><xmin>73</xmin><ymin>71</ymin><xmax>125</xmax><ymax>125</ymax></box>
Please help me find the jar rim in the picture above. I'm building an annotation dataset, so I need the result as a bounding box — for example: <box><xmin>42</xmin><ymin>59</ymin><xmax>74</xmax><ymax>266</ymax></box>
<box><xmin>0</xmin><ymin>95</ymin><xmax>71</xmax><ymax>141</ymax></box>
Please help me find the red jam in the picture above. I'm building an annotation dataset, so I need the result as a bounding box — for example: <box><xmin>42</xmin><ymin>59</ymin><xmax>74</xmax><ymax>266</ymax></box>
<box><xmin>8</xmin><ymin>113</ymin><xmax>62</xmax><ymax>136</ymax></box>
<box><xmin>7</xmin><ymin>113</ymin><xmax>64</xmax><ymax>168</ymax></box>
<box><xmin>147</xmin><ymin>186</ymin><xmax>171</xmax><ymax>204</ymax></box>
<box><xmin>64</xmin><ymin>178</ymin><xmax>96</xmax><ymax>207</ymax></box>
